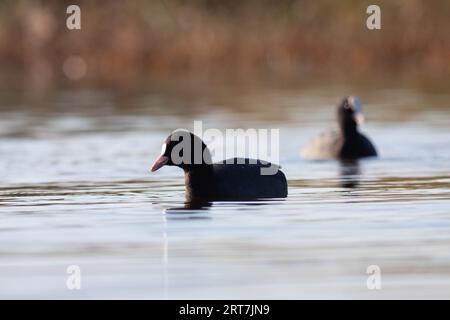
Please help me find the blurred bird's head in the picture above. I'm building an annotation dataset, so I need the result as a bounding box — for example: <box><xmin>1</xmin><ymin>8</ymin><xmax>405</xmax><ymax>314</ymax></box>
<box><xmin>337</xmin><ymin>96</ymin><xmax>365</xmax><ymax>131</ymax></box>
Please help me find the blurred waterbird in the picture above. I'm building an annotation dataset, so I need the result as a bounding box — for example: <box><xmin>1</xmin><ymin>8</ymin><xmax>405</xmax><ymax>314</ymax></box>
<box><xmin>302</xmin><ymin>96</ymin><xmax>377</xmax><ymax>160</ymax></box>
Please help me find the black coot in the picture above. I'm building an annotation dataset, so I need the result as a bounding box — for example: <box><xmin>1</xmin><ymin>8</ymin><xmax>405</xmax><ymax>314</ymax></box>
<box><xmin>151</xmin><ymin>130</ymin><xmax>288</xmax><ymax>201</ymax></box>
<box><xmin>302</xmin><ymin>96</ymin><xmax>377</xmax><ymax>160</ymax></box>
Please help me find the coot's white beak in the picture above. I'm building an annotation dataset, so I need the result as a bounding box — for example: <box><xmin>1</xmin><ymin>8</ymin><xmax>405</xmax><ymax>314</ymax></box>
<box><xmin>354</xmin><ymin>112</ymin><xmax>365</xmax><ymax>126</ymax></box>
<box><xmin>151</xmin><ymin>155</ymin><xmax>169</xmax><ymax>172</ymax></box>
<box><xmin>348</xmin><ymin>96</ymin><xmax>365</xmax><ymax>126</ymax></box>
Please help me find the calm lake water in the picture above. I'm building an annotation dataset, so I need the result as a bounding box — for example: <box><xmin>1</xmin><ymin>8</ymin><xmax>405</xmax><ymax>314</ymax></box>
<box><xmin>1</xmin><ymin>84</ymin><xmax>450</xmax><ymax>299</ymax></box>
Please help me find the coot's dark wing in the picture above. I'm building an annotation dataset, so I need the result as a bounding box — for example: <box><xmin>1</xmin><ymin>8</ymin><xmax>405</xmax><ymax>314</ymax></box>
<box><xmin>211</xmin><ymin>158</ymin><xmax>288</xmax><ymax>199</ymax></box>
<box><xmin>340</xmin><ymin>133</ymin><xmax>377</xmax><ymax>159</ymax></box>
<box><xmin>302</xmin><ymin>128</ymin><xmax>343</xmax><ymax>160</ymax></box>
<box><xmin>360</xmin><ymin>134</ymin><xmax>377</xmax><ymax>156</ymax></box>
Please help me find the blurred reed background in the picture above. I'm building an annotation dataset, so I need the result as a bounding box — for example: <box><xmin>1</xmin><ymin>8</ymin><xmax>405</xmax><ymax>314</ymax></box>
<box><xmin>0</xmin><ymin>0</ymin><xmax>449</xmax><ymax>97</ymax></box>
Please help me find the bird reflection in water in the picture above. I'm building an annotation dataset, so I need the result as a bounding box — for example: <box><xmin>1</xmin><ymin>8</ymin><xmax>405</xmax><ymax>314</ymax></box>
<box><xmin>164</xmin><ymin>200</ymin><xmax>213</xmax><ymax>215</ymax></box>
<box><xmin>339</xmin><ymin>160</ymin><xmax>361</xmax><ymax>188</ymax></box>
<box><xmin>164</xmin><ymin>198</ymin><xmax>281</xmax><ymax>214</ymax></box>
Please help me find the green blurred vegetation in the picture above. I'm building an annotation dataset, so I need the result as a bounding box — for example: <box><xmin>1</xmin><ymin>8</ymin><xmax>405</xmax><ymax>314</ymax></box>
<box><xmin>0</xmin><ymin>0</ymin><xmax>449</xmax><ymax>91</ymax></box>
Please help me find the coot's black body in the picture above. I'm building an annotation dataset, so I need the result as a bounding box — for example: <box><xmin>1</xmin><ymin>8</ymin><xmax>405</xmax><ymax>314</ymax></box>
<box><xmin>185</xmin><ymin>158</ymin><xmax>287</xmax><ymax>201</ymax></box>
<box><xmin>338</xmin><ymin>132</ymin><xmax>377</xmax><ymax>159</ymax></box>
<box><xmin>151</xmin><ymin>131</ymin><xmax>288</xmax><ymax>202</ymax></box>
<box><xmin>302</xmin><ymin>96</ymin><xmax>377</xmax><ymax>160</ymax></box>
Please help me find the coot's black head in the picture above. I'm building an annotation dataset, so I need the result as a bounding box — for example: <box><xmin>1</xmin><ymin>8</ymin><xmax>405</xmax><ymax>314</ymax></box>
<box><xmin>151</xmin><ymin>130</ymin><xmax>212</xmax><ymax>172</ymax></box>
<box><xmin>337</xmin><ymin>96</ymin><xmax>365</xmax><ymax>133</ymax></box>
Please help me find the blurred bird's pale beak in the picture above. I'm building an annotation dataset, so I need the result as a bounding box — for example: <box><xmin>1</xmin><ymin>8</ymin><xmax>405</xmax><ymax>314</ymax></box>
<box><xmin>354</xmin><ymin>112</ymin><xmax>365</xmax><ymax>126</ymax></box>
<box><xmin>151</xmin><ymin>155</ymin><xmax>169</xmax><ymax>172</ymax></box>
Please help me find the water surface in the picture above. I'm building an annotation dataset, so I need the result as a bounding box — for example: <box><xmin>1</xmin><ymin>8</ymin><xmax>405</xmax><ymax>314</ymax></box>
<box><xmin>1</xmin><ymin>86</ymin><xmax>449</xmax><ymax>299</ymax></box>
